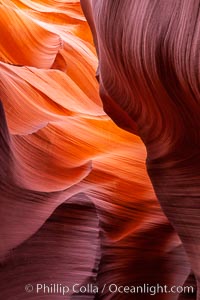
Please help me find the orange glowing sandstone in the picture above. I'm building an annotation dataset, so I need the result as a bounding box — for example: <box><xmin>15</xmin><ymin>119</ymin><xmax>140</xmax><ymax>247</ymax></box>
<box><xmin>0</xmin><ymin>1</ymin><xmax>191</xmax><ymax>299</ymax></box>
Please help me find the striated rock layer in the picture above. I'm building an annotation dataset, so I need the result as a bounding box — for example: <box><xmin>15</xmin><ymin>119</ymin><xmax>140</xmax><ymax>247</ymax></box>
<box><xmin>81</xmin><ymin>0</ymin><xmax>200</xmax><ymax>299</ymax></box>
<box><xmin>0</xmin><ymin>0</ymin><xmax>198</xmax><ymax>299</ymax></box>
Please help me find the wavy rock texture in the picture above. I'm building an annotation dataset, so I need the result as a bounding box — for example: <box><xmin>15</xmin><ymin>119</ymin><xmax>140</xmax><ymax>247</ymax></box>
<box><xmin>81</xmin><ymin>0</ymin><xmax>200</xmax><ymax>299</ymax></box>
<box><xmin>0</xmin><ymin>0</ymin><xmax>197</xmax><ymax>299</ymax></box>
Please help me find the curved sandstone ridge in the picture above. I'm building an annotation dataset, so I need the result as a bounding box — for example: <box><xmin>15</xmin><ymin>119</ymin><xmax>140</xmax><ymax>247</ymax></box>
<box><xmin>0</xmin><ymin>0</ymin><xmax>198</xmax><ymax>299</ymax></box>
<box><xmin>81</xmin><ymin>0</ymin><xmax>200</xmax><ymax>299</ymax></box>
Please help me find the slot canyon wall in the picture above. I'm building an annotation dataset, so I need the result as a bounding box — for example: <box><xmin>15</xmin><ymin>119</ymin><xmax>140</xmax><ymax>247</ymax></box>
<box><xmin>0</xmin><ymin>0</ymin><xmax>199</xmax><ymax>299</ymax></box>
